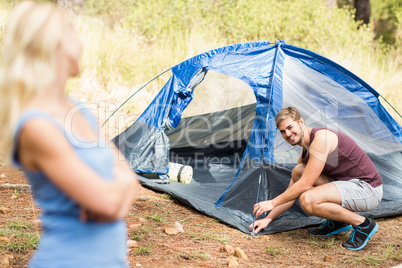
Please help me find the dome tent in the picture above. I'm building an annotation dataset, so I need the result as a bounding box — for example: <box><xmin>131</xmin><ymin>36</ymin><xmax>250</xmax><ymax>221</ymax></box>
<box><xmin>112</xmin><ymin>40</ymin><xmax>402</xmax><ymax>234</ymax></box>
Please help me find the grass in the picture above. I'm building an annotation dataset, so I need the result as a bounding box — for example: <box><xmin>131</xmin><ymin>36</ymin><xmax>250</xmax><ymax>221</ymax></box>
<box><xmin>132</xmin><ymin>244</ymin><xmax>153</xmax><ymax>256</ymax></box>
<box><xmin>186</xmin><ymin>230</ymin><xmax>229</xmax><ymax>244</ymax></box>
<box><xmin>146</xmin><ymin>214</ymin><xmax>165</xmax><ymax>223</ymax></box>
<box><xmin>178</xmin><ymin>250</ymin><xmax>209</xmax><ymax>260</ymax></box>
<box><xmin>130</xmin><ymin>225</ymin><xmax>153</xmax><ymax>241</ymax></box>
<box><xmin>0</xmin><ymin>221</ymin><xmax>39</xmax><ymax>253</ymax></box>
<box><xmin>265</xmin><ymin>246</ymin><xmax>286</xmax><ymax>257</ymax></box>
<box><xmin>308</xmin><ymin>236</ymin><xmax>336</xmax><ymax>249</ymax></box>
<box><xmin>347</xmin><ymin>241</ymin><xmax>402</xmax><ymax>265</ymax></box>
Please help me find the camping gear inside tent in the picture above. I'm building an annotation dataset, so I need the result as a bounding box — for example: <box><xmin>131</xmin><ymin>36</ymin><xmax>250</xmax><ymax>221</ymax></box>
<box><xmin>112</xmin><ymin>40</ymin><xmax>402</xmax><ymax>234</ymax></box>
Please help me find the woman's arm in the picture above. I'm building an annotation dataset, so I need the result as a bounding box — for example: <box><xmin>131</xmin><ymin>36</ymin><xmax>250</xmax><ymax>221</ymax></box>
<box><xmin>18</xmin><ymin>119</ymin><xmax>139</xmax><ymax>221</ymax></box>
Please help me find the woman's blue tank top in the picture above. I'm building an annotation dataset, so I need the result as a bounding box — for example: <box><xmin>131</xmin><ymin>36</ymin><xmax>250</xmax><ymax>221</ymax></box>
<box><xmin>12</xmin><ymin>102</ymin><xmax>128</xmax><ymax>268</ymax></box>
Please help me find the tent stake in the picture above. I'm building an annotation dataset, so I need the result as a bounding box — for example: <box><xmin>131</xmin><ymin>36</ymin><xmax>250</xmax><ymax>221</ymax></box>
<box><xmin>251</xmin><ymin>173</ymin><xmax>262</xmax><ymax>238</ymax></box>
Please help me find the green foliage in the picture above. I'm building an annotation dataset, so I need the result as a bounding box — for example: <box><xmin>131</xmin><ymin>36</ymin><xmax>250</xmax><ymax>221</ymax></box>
<box><xmin>146</xmin><ymin>214</ymin><xmax>165</xmax><ymax>222</ymax></box>
<box><xmin>85</xmin><ymin>0</ymin><xmax>373</xmax><ymax>52</ymax></box>
<box><xmin>371</xmin><ymin>0</ymin><xmax>402</xmax><ymax>45</ymax></box>
<box><xmin>0</xmin><ymin>221</ymin><xmax>40</xmax><ymax>253</ymax></box>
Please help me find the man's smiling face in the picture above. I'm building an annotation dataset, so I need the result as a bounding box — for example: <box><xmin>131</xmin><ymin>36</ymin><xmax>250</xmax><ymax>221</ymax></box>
<box><xmin>278</xmin><ymin>117</ymin><xmax>304</xmax><ymax>146</ymax></box>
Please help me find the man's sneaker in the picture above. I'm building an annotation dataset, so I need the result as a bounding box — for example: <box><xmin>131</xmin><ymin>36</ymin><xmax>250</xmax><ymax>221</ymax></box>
<box><xmin>342</xmin><ymin>218</ymin><xmax>378</xmax><ymax>251</ymax></box>
<box><xmin>309</xmin><ymin>219</ymin><xmax>352</xmax><ymax>237</ymax></box>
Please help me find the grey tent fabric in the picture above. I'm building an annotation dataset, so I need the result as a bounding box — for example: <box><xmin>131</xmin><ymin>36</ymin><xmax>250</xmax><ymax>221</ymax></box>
<box><xmin>113</xmin><ymin>122</ymin><xmax>170</xmax><ymax>173</ymax></box>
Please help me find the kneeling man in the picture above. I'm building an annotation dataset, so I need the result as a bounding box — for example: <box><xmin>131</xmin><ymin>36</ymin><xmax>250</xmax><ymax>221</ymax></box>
<box><xmin>250</xmin><ymin>107</ymin><xmax>383</xmax><ymax>250</ymax></box>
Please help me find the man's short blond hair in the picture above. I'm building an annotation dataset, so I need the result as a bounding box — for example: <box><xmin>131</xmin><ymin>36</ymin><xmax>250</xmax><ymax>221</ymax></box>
<box><xmin>275</xmin><ymin>107</ymin><xmax>302</xmax><ymax>128</ymax></box>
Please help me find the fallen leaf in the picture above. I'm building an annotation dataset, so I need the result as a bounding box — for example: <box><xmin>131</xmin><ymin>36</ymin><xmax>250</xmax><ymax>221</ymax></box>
<box><xmin>174</xmin><ymin>221</ymin><xmax>184</xmax><ymax>233</ymax></box>
<box><xmin>164</xmin><ymin>227</ymin><xmax>179</xmax><ymax>235</ymax></box>
<box><xmin>0</xmin><ymin>207</ymin><xmax>10</xmax><ymax>214</ymax></box>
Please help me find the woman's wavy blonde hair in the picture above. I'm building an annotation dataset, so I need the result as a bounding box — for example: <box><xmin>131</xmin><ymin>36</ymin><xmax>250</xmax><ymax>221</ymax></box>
<box><xmin>0</xmin><ymin>1</ymin><xmax>70</xmax><ymax>164</ymax></box>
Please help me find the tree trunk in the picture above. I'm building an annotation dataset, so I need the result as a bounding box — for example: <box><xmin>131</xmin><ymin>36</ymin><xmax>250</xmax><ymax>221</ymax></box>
<box><xmin>354</xmin><ymin>0</ymin><xmax>371</xmax><ymax>24</ymax></box>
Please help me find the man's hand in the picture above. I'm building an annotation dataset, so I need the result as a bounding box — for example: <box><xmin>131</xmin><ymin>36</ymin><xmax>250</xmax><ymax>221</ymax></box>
<box><xmin>253</xmin><ymin>200</ymin><xmax>275</xmax><ymax>218</ymax></box>
<box><xmin>249</xmin><ymin>218</ymin><xmax>272</xmax><ymax>234</ymax></box>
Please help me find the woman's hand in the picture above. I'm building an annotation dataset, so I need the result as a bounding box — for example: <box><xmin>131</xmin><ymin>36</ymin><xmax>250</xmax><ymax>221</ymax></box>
<box><xmin>253</xmin><ymin>200</ymin><xmax>275</xmax><ymax>218</ymax></box>
<box><xmin>249</xmin><ymin>218</ymin><xmax>272</xmax><ymax>234</ymax></box>
<box><xmin>80</xmin><ymin>208</ymin><xmax>117</xmax><ymax>223</ymax></box>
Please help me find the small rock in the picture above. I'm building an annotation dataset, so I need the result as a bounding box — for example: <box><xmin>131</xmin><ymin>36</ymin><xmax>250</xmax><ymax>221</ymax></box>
<box><xmin>324</xmin><ymin>255</ymin><xmax>334</xmax><ymax>263</ymax></box>
<box><xmin>0</xmin><ymin>173</ymin><xmax>6</xmax><ymax>179</ymax></box>
<box><xmin>127</xmin><ymin>240</ymin><xmax>138</xmax><ymax>248</ymax></box>
<box><xmin>138</xmin><ymin>217</ymin><xmax>146</xmax><ymax>224</ymax></box>
<box><xmin>234</xmin><ymin>247</ymin><xmax>248</xmax><ymax>260</ymax></box>
<box><xmin>220</xmin><ymin>244</ymin><xmax>235</xmax><ymax>255</ymax></box>
<box><xmin>128</xmin><ymin>223</ymin><xmax>141</xmax><ymax>229</ymax></box>
<box><xmin>227</xmin><ymin>255</ymin><xmax>238</xmax><ymax>267</ymax></box>
<box><xmin>174</xmin><ymin>221</ymin><xmax>185</xmax><ymax>233</ymax></box>
<box><xmin>0</xmin><ymin>207</ymin><xmax>10</xmax><ymax>214</ymax></box>
<box><xmin>164</xmin><ymin>227</ymin><xmax>179</xmax><ymax>235</ymax></box>
<box><xmin>135</xmin><ymin>264</ymin><xmax>142</xmax><ymax>267</ymax></box>
<box><xmin>0</xmin><ymin>237</ymin><xmax>10</xmax><ymax>242</ymax></box>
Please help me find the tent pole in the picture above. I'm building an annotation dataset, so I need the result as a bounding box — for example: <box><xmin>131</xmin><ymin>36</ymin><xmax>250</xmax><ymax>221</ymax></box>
<box><xmin>379</xmin><ymin>95</ymin><xmax>402</xmax><ymax>119</ymax></box>
<box><xmin>250</xmin><ymin>40</ymin><xmax>283</xmax><ymax>238</ymax></box>
<box><xmin>101</xmin><ymin>68</ymin><xmax>171</xmax><ymax>128</ymax></box>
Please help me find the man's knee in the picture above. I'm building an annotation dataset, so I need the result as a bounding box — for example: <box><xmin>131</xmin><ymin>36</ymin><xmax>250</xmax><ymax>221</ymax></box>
<box><xmin>291</xmin><ymin>163</ymin><xmax>306</xmax><ymax>183</ymax></box>
<box><xmin>299</xmin><ymin>191</ymin><xmax>316</xmax><ymax>215</ymax></box>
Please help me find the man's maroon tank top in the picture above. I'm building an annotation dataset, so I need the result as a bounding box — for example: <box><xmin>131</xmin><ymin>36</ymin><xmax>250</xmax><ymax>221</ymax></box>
<box><xmin>301</xmin><ymin>128</ymin><xmax>382</xmax><ymax>187</ymax></box>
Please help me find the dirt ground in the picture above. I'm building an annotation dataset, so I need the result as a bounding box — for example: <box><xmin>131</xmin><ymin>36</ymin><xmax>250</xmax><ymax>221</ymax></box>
<box><xmin>0</xmin><ymin>165</ymin><xmax>401</xmax><ymax>268</ymax></box>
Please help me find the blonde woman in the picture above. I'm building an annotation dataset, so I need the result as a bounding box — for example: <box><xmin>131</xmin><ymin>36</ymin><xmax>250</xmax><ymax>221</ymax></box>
<box><xmin>0</xmin><ymin>1</ymin><xmax>139</xmax><ymax>267</ymax></box>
